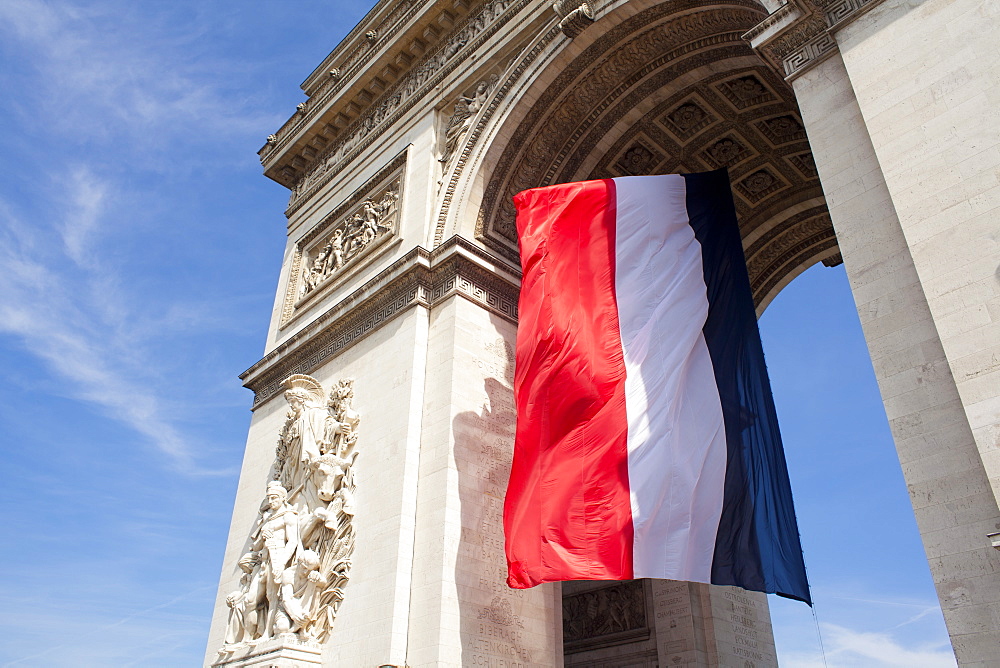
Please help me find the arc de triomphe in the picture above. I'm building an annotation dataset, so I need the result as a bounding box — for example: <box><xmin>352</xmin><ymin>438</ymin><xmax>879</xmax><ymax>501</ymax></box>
<box><xmin>205</xmin><ymin>0</ymin><xmax>1000</xmax><ymax>665</ymax></box>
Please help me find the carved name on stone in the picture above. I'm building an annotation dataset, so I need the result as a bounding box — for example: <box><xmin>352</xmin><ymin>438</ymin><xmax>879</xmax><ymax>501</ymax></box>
<box><xmin>218</xmin><ymin>375</ymin><xmax>360</xmax><ymax>657</ymax></box>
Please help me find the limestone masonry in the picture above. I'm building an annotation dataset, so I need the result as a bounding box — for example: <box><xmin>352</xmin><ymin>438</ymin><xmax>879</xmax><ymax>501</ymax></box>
<box><xmin>207</xmin><ymin>0</ymin><xmax>1000</xmax><ymax>665</ymax></box>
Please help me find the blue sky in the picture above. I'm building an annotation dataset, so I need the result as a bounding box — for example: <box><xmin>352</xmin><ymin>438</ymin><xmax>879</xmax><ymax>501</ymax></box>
<box><xmin>0</xmin><ymin>1</ymin><xmax>955</xmax><ymax>666</ymax></box>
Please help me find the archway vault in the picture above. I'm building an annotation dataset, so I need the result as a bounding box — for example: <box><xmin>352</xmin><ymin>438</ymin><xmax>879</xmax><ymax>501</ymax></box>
<box><xmin>447</xmin><ymin>0</ymin><xmax>839</xmax><ymax>311</ymax></box>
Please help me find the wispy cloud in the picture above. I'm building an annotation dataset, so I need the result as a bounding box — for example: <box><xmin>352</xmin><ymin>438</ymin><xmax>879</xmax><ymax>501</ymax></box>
<box><xmin>772</xmin><ymin>590</ymin><xmax>956</xmax><ymax>668</ymax></box>
<box><xmin>820</xmin><ymin>622</ymin><xmax>956</xmax><ymax>668</ymax></box>
<box><xmin>0</xmin><ymin>585</ymin><xmax>214</xmax><ymax>667</ymax></box>
<box><xmin>0</xmin><ymin>0</ymin><xmax>280</xmax><ymax>152</ymax></box>
<box><xmin>0</xmin><ymin>168</ymin><xmax>230</xmax><ymax>475</ymax></box>
<box><xmin>0</xmin><ymin>0</ymin><xmax>276</xmax><ymax>476</ymax></box>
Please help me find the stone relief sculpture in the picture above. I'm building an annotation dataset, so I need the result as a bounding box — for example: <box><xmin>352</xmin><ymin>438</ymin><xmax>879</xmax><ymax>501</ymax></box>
<box><xmin>562</xmin><ymin>581</ymin><xmax>646</xmax><ymax>644</ymax></box>
<box><xmin>439</xmin><ymin>76</ymin><xmax>498</xmax><ymax>167</ymax></box>
<box><xmin>220</xmin><ymin>375</ymin><xmax>360</xmax><ymax>655</ymax></box>
<box><xmin>298</xmin><ymin>183</ymin><xmax>400</xmax><ymax>299</ymax></box>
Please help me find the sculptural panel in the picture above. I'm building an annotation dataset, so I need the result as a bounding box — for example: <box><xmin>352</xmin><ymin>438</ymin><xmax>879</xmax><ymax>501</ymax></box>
<box><xmin>439</xmin><ymin>76</ymin><xmax>499</xmax><ymax>168</ymax></box>
<box><xmin>281</xmin><ymin>157</ymin><xmax>405</xmax><ymax>327</ymax></box>
<box><xmin>217</xmin><ymin>374</ymin><xmax>360</xmax><ymax>660</ymax></box>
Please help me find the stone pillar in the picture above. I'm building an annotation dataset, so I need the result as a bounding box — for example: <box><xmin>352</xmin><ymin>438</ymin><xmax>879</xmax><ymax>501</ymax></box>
<box><xmin>651</xmin><ymin>582</ymin><xmax>777</xmax><ymax>668</ymax></box>
<box><xmin>833</xmin><ymin>0</ymin><xmax>1000</xmax><ymax>509</ymax></box>
<box><xmin>562</xmin><ymin>580</ymin><xmax>776</xmax><ymax>667</ymax></box>
<box><xmin>407</xmin><ymin>295</ymin><xmax>563</xmax><ymax>668</ymax></box>
<box><xmin>792</xmin><ymin>48</ymin><xmax>1000</xmax><ymax>664</ymax></box>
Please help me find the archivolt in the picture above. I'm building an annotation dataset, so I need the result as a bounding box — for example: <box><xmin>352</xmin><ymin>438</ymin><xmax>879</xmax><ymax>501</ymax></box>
<box><xmin>441</xmin><ymin>0</ymin><xmax>839</xmax><ymax>310</ymax></box>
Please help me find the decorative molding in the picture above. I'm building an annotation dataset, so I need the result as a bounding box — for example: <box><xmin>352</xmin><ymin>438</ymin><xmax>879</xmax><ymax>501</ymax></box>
<box><xmin>781</xmin><ymin>29</ymin><xmax>837</xmax><ymax>78</ymax></box>
<box><xmin>259</xmin><ymin>0</ymin><xmax>427</xmax><ymax>163</ymax></box>
<box><xmin>822</xmin><ymin>251</ymin><xmax>843</xmax><ymax>267</ymax></box>
<box><xmin>243</xmin><ymin>237</ymin><xmax>520</xmax><ymax>408</ymax></box>
<box><xmin>743</xmin><ymin>0</ymin><xmax>886</xmax><ymax>80</ymax></box>
<box><xmin>553</xmin><ymin>0</ymin><xmax>595</xmax><ymax>39</ymax></box>
<box><xmin>282</xmin><ymin>0</ymin><xmax>532</xmax><ymax>215</ymax></box>
<box><xmin>434</xmin><ymin>25</ymin><xmax>562</xmax><ymax>248</ymax></box>
<box><xmin>824</xmin><ymin>0</ymin><xmax>884</xmax><ymax>30</ymax></box>
<box><xmin>476</xmin><ymin>2</ymin><xmax>767</xmax><ymax>258</ymax></box>
<box><xmin>748</xmin><ymin>211</ymin><xmax>838</xmax><ymax>301</ymax></box>
<box><xmin>464</xmin><ymin>0</ymin><xmax>831</xmax><ymax>307</ymax></box>
<box><xmin>281</xmin><ymin>152</ymin><xmax>407</xmax><ymax>328</ymax></box>
<box><xmin>741</xmin><ymin>0</ymin><xmax>800</xmax><ymax>44</ymax></box>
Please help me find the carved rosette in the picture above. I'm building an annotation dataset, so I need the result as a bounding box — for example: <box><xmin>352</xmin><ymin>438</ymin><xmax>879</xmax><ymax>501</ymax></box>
<box><xmin>219</xmin><ymin>374</ymin><xmax>360</xmax><ymax>656</ymax></box>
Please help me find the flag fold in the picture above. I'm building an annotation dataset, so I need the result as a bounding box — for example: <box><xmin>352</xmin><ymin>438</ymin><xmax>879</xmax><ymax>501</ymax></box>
<box><xmin>503</xmin><ymin>170</ymin><xmax>810</xmax><ymax>604</ymax></box>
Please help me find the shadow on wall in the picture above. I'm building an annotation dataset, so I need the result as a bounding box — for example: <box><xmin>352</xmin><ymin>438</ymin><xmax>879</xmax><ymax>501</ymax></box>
<box><xmin>452</xmin><ymin>317</ymin><xmax>538</xmax><ymax>667</ymax></box>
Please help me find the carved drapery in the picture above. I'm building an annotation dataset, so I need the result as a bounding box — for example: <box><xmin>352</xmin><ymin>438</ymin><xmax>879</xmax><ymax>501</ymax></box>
<box><xmin>439</xmin><ymin>75</ymin><xmax>499</xmax><ymax>168</ymax></box>
<box><xmin>218</xmin><ymin>375</ymin><xmax>360</xmax><ymax>656</ymax></box>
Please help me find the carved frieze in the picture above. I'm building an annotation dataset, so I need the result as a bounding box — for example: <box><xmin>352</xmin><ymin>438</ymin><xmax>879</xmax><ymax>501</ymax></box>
<box><xmin>217</xmin><ymin>375</ymin><xmax>360</xmax><ymax>659</ymax></box>
<box><xmin>283</xmin><ymin>0</ymin><xmax>529</xmax><ymax>214</ymax></box>
<box><xmin>563</xmin><ymin>580</ymin><xmax>648</xmax><ymax>651</ymax></box>
<box><xmin>281</xmin><ymin>153</ymin><xmax>406</xmax><ymax>328</ymax></box>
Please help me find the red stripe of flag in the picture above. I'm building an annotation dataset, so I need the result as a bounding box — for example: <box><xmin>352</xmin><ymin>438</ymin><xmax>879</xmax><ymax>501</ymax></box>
<box><xmin>504</xmin><ymin>178</ymin><xmax>634</xmax><ymax>588</ymax></box>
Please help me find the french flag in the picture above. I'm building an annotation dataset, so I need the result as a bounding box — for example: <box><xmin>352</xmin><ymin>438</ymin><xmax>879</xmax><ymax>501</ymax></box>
<box><xmin>503</xmin><ymin>170</ymin><xmax>810</xmax><ymax>604</ymax></box>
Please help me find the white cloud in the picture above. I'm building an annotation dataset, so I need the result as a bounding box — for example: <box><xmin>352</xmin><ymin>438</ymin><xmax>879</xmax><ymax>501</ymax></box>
<box><xmin>0</xmin><ymin>0</ymin><xmax>279</xmax><ymax>150</ymax></box>
<box><xmin>819</xmin><ymin>622</ymin><xmax>957</xmax><ymax>668</ymax></box>
<box><xmin>0</xmin><ymin>584</ymin><xmax>214</xmax><ymax>667</ymax></box>
<box><xmin>771</xmin><ymin>590</ymin><xmax>957</xmax><ymax>668</ymax></box>
<box><xmin>0</xmin><ymin>168</ymin><xmax>230</xmax><ymax>475</ymax></box>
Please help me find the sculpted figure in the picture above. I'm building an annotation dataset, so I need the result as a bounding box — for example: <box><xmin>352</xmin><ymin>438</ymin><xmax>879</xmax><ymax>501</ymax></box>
<box><xmin>440</xmin><ymin>81</ymin><xmax>492</xmax><ymax>165</ymax></box>
<box><xmin>327</xmin><ymin>378</ymin><xmax>360</xmax><ymax>456</ymax></box>
<box><xmin>278</xmin><ymin>550</ymin><xmax>328</xmax><ymax>637</ymax></box>
<box><xmin>330</xmin><ymin>229</ymin><xmax>345</xmax><ymax>270</ymax></box>
<box><xmin>278</xmin><ymin>376</ymin><xmax>329</xmax><ymax>497</ymax></box>
<box><xmin>252</xmin><ymin>481</ymin><xmax>299</xmax><ymax>640</ymax></box>
<box><xmin>223</xmin><ymin>374</ymin><xmax>359</xmax><ymax>652</ymax></box>
<box><xmin>223</xmin><ymin>570</ymin><xmax>253</xmax><ymax>645</ymax></box>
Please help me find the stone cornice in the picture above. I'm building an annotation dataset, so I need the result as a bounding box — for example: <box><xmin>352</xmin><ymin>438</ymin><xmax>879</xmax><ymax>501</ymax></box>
<box><xmin>279</xmin><ymin>0</ymin><xmax>534</xmax><ymax>216</ymax></box>
<box><xmin>743</xmin><ymin>0</ymin><xmax>886</xmax><ymax>81</ymax></box>
<box><xmin>241</xmin><ymin>236</ymin><xmax>520</xmax><ymax>407</ymax></box>
<box><xmin>823</xmin><ymin>0</ymin><xmax>884</xmax><ymax>32</ymax></box>
<box><xmin>259</xmin><ymin>0</ymin><xmax>436</xmax><ymax>172</ymax></box>
<box><xmin>260</xmin><ymin>0</ymin><xmax>536</xmax><ymax>196</ymax></box>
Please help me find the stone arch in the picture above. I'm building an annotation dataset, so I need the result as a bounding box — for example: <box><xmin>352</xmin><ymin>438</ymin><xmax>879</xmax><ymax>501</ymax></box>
<box><xmin>440</xmin><ymin>0</ymin><xmax>838</xmax><ymax>311</ymax></box>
